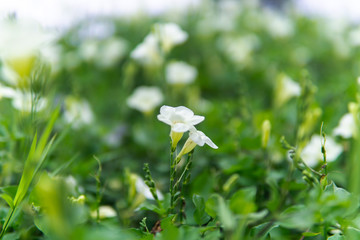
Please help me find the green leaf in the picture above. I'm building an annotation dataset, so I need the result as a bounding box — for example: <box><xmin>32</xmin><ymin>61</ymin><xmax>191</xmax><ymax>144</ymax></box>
<box><xmin>229</xmin><ymin>187</ymin><xmax>257</xmax><ymax>215</ymax></box>
<box><xmin>328</xmin><ymin>233</ymin><xmax>345</xmax><ymax>240</ymax></box>
<box><xmin>302</xmin><ymin>232</ymin><xmax>321</xmax><ymax>237</ymax></box>
<box><xmin>0</xmin><ymin>194</ymin><xmax>13</xmax><ymax>209</ymax></box>
<box><xmin>205</xmin><ymin>194</ymin><xmax>220</xmax><ymax>218</ymax></box>
<box><xmin>218</xmin><ymin>197</ymin><xmax>235</xmax><ymax>231</ymax></box>
<box><xmin>193</xmin><ymin>194</ymin><xmax>210</xmax><ymax>225</ymax></box>
<box><xmin>278</xmin><ymin>205</ymin><xmax>315</xmax><ymax>230</ymax></box>
<box><xmin>155</xmin><ymin>217</ymin><xmax>179</xmax><ymax>240</ymax></box>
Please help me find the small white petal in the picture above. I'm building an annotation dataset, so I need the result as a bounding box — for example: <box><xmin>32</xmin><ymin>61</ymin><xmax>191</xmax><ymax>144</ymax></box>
<box><xmin>189</xmin><ymin>115</ymin><xmax>205</xmax><ymax>125</ymax></box>
<box><xmin>205</xmin><ymin>137</ymin><xmax>218</xmax><ymax>149</ymax></box>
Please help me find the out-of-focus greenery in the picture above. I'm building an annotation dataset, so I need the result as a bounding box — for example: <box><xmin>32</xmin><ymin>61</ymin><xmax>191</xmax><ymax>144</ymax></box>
<box><xmin>1</xmin><ymin>0</ymin><xmax>360</xmax><ymax>239</ymax></box>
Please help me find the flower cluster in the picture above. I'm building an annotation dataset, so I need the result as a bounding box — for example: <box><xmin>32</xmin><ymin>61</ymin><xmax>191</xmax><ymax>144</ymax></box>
<box><xmin>157</xmin><ymin>105</ymin><xmax>217</xmax><ymax>158</ymax></box>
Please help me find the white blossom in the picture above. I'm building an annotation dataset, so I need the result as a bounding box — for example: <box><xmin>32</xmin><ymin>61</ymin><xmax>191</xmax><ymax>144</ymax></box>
<box><xmin>153</xmin><ymin>22</ymin><xmax>188</xmax><ymax>52</ymax></box>
<box><xmin>301</xmin><ymin>135</ymin><xmax>343</xmax><ymax>167</ymax></box>
<box><xmin>275</xmin><ymin>74</ymin><xmax>301</xmax><ymax>107</ymax></box>
<box><xmin>64</xmin><ymin>97</ymin><xmax>94</xmax><ymax>128</ymax></box>
<box><xmin>177</xmin><ymin>126</ymin><xmax>218</xmax><ymax>159</ymax></box>
<box><xmin>91</xmin><ymin>206</ymin><xmax>117</xmax><ymax>219</ymax></box>
<box><xmin>157</xmin><ymin>105</ymin><xmax>204</xmax><ymax>133</ymax></box>
<box><xmin>130</xmin><ymin>34</ymin><xmax>162</xmax><ymax>66</ymax></box>
<box><xmin>166</xmin><ymin>61</ymin><xmax>197</xmax><ymax>85</ymax></box>
<box><xmin>127</xmin><ymin>86</ymin><xmax>163</xmax><ymax>113</ymax></box>
<box><xmin>333</xmin><ymin>113</ymin><xmax>357</xmax><ymax>139</ymax></box>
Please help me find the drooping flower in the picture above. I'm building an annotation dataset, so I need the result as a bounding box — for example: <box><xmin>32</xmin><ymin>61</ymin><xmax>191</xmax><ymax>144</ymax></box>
<box><xmin>333</xmin><ymin>113</ymin><xmax>357</xmax><ymax>139</ymax></box>
<box><xmin>157</xmin><ymin>105</ymin><xmax>205</xmax><ymax>148</ymax></box>
<box><xmin>153</xmin><ymin>22</ymin><xmax>188</xmax><ymax>52</ymax></box>
<box><xmin>130</xmin><ymin>34</ymin><xmax>162</xmax><ymax>66</ymax></box>
<box><xmin>176</xmin><ymin>126</ymin><xmax>218</xmax><ymax>160</ymax></box>
<box><xmin>127</xmin><ymin>86</ymin><xmax>163</xmax><ymax>114</ymax></box>
<box><xmin>301</xmin><ymin>135</ymin><xmax>343</xmax><ymax>167</ymax></box>
<box><xmin>165</xmin><ymin>61</ymin><xmax>197</xmax><ymax>85</ymax></box>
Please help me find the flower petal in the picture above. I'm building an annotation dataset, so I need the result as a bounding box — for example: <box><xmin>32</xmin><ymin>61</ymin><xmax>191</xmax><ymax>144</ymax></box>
<box><xmin>157</xmin><ymin>114</ymin><xmax>172</xmax><ymax>125</ymax></box>
<box><xmin>172</xmin><ymin>123</ymin><xmax>190</xmax><ymax>132</ymax></box>
<box><xmin>175</xmin><ymin>106</ymin><xmax>194</xmax><ymax>119</ymax></box>
<box><xmin>189</xmin><ymin>115</ymin><xmax>205</xmax><ymax>125</ymax></box>
<box><xmin>160</xmin><ymin>105</ymin><xmax>174</xmax><ymax>117</ymax></box>
<box><xmin>204</xmin><ymin>136</ymin><xmax>218</xmax><ymax>149</ymax></box>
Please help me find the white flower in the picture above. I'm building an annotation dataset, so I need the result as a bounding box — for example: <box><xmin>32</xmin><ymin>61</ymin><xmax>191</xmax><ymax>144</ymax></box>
<box><xmin>275</xmin><ymin>74</ymin><xmax>301</xmax><ymax>107</ymax></box>
<box><xmin>262</xmin><ymin>10</ymin><xmax>294</xmax><ymax>38</ymax></box>
<box><xmin>0</xmin><ymin>19</ymin><xmax>55</xmax><ymax>78</ymax></box>
<box><xmin>177</xmin><ymin>126</ymin><xmax>218</xmax><ymax>159</ymax></box>
<box><xmin>127</xmin><ymin>86</ymin><xmax>163</xmax><ymax>113</ymax></box>
<box><xmin>333</xmin><ymin>113</ymin><xmax>357</xmax><ymax>139</ymax></box>
<box><xmin>97</xmin><ymin>37</ymin><xmax>128</xmax><ymax>68</ymax></box>
<box><xmin>11</xmin><ymin>91</ymin><xmax>47</xmax><ymax>112</ymax></box>
<box><xmin>0</xmin><ymin>84</ymin><xmax>16</xmax><ymax>99</ymax></box>
<box><xmin>153</xmin><ymin>22</ymin><xmax>188</xmax><ymax>52</ymax></box>
<box><xmin>166</xmin><ymin>61</ymin><xmax>197</xmax><ymax>85</ymax></box>
<box><xmin>91</xmin><ymin>206</ymin><xmax>117</xmax><ymax>219</ymax></box>
<box><xmin>130</xmin><ymin>34</ymin><xmax>162</xmax><ymax>66</ymax></box>
<box><xmin>64</xmin><ymin>97</ymin><xmax>94</xmax><ymax>128</ymax></box>
<box><xmin>135</xmin><ymin>176</ymin><xmax>163</xmax><ymax>201</ymax></box>
<box><xmin>157</xmin><ymin>105</ymin><xmax>204</xmax><ymax>133</ymax></box>
<box><xmin>301</xmin><ymin>135</ymin><xmax>343</xmax><ymax>167</ymax></box>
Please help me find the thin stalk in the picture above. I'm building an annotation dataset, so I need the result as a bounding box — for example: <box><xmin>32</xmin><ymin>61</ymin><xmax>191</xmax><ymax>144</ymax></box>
<box><xmin>169</xmin><ymin>146</ymin><xmax>176</xmax><ymax>214</ymax></box>
<box><xmin>0</xmin><ymin>207</ymin><xmax>15</xmax><ymax>239</ymax></box>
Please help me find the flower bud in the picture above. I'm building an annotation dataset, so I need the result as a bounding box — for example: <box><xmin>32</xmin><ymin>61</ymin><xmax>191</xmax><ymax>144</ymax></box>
<box><xmin>261</xmin><ymin>119</ymin><xmax>271</xmax><ymax>148</ymax></box>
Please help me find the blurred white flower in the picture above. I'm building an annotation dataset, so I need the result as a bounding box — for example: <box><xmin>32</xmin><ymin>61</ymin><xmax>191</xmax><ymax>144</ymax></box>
<box><xmin>64</xmin><ymin>97</ymin><xmax>94</xmax><ymax>128</ymax></box>
<box><xmin>0</xmin><ymin>19</ymin><xmax>55</xmax><ymax>78</ymax></box>
<box><xmin>219</xmin><ymin>35</ymin><xmax>259</xmax><ymax>66</ymax></box>
<box><xmin>91</xmin><ymin>206</ymin><xmax>117</xmax><ymax>219</ymax></box>
<box><xmin>11</xmin><ymin>91</ymin><xmax>47</xmax><ymax>112</ymax></box>
<box><xmin>135</xmin><ymin>176</ymin><xmax>164</xmax><ymax>200</ymax></box>
<box><xmin>79</xmin><ymin>39</ymin><xmax>99</xmax><ymax>62</ymax></box>
<box><xmin>96</xmin><ymin>37</ymin><xmax>128</xmax><ymax>68</ymax></box>
<box><xmin>301</xmin><ymin>135</ymin><xmax>343</xmax><ymax>167</ymax></box>
<box><xmin>153</xmin><ymin>22</ymin><xmax>188</xmax><ymax>52</ymax></box>
<box><xmin>130</xmin><ymin>34</ymin><xmax>162</xmax><ymax>66</ymax></box>
<box><xmin>166</xmin><ymin>61</ymin><xmax>197</xmax><ymax>85</ymax></box>
<box><xmin>349</xmin><ymin>27</ymin><xmax>360</xmax><ymax>46</ymax></box>
<box><xmin>0</xmin><ymin>84</ymin><xmax>16</xmax><ymax>99</ymax></box>
<box><xmin>127</xmin><ymin>86</ymin><xmax>163</xmax><ymax>113</ymax></box>
<box><xmin>275</xmin><ymin>74</ymin><xmax>301</xmax><ymax>107</ymax></box>
<box><xmin>262</xmin><ymin>10</ymin><xmax>294</xmax><ymax>38</ymax></box>
<box><xmin>333</xmin><ymin>113</ymin><xmax>357</xmax><ymax>139</ymax></box>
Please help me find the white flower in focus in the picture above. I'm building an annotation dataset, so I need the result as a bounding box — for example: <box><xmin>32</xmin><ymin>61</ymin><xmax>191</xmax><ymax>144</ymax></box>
<box><xmin>135</xmin><ymin>176</ymin><xmax>164</xmax><ymax>200</ymax></box>
<box><xmin>127</xmin><ymin>86</ymin><xmax>163</xmax><ymax>113</ymax></box>
<box><xmin>153</xmin><ymin>22</ymin><xmax>188</xmax><ymax>52</ymax></box>
<box><xmin>301</xmin><ymin>135</ymin><xmax>343</xmax><ymax>167</ymax></box>
<box><xmin>157</xmin><ymin>105</ymin><xmax>204</xmax><ymax>133</ymax></box>
<box><xmin>91</xmin><ymin>206</ymin><xmax>117</xmax><ymax>219</ymax></box>
<box><xmin>177</xmin><ymin>126</ymin><xmax>218</xmax><ymax>159</ymax></box>
<box><xmin>275</xmin><ymin>74</ymin><xmax>301</xmax><ymax>107</ymax></box>
<box><xmin>64</xmin><ymin>97</ymin><xmax>94</xmax><ymax>128</ymax></box>
<box><xmin>333</xmin><ymin>113</ymin><xmax>357</xmax><ymax>139</ymax></box>
<box><xmin>11</xmin><ymin>91</ymin><xmax>47</xmax><ymax>112</ymax></box>
<box><xmin>130</xmin><ymin>34</ymin><xmax>162</xmax><ymax>66</ymax></box>
<box><xmin>166</xmin><ymin>61</ymin><xmax>197</xmax><ymax>85</ymax></box>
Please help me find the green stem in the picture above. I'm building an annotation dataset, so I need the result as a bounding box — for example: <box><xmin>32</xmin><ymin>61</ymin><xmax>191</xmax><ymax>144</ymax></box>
<box><xmin>169</xmin><ymin>146</ymin><xmax>176</xmax><ymax>214</ymax></box>
<box><xmin>0</xmin><ymin>207</ymin><xmax>16</xmax><ymax>239</ymax></box>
